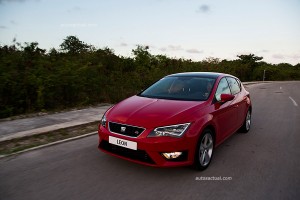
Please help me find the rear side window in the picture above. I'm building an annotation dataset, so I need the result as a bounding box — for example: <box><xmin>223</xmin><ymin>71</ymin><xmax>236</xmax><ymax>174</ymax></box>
<box><xmin>215</xmin><ymin>78</ymin><xmax>231</xmax><ymax>101</ymax></box>
<box><xmin>226</xmin><ymin>77</ymin><xmax>241</xmax><ymax>95</ymax></box>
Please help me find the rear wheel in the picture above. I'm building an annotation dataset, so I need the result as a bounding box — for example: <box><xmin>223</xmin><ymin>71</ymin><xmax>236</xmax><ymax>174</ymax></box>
<box><xmin>194</xmin><ymin>129</ymin><xmax>214</xmax><ymax>171</ymax></box>
<box><xmin>240</xmin><ymin>109</ymin><xmax>251</xmax><ymax>133</ymax></box>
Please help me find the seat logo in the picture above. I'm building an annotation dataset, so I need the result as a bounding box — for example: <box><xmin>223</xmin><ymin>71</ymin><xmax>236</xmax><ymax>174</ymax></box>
<box><xmin>120</xmin><ymin>126</ymin><xmax>126</xmax><ymax>132</ymax></box>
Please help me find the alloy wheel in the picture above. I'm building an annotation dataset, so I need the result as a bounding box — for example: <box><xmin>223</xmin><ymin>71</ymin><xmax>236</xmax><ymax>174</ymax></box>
<box><xmin>199</xmin><ymin>133</ymin><xmax>214</xmax><ymax>166</ymax></box>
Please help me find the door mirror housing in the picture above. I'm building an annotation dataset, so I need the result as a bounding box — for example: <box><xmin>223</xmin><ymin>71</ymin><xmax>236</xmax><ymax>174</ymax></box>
<box><xmin>220</xmin><ymin>94</ymin><xmax>235</xmax><ymax>102</ymax></box>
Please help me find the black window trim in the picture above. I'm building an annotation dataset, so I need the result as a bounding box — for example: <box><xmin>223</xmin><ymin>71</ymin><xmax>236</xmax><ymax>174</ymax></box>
<box><xmin>212</xmin><ymin>77</ymin><xmax>231</xmax><ymax>104</ymax></box>
<box><xmin>225</xmin><ymin>76</ymin><xmax>241</xmax><ymax>95</ymax></box>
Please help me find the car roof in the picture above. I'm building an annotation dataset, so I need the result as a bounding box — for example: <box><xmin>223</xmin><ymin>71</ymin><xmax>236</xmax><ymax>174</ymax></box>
<box><xmin>167</xmin><ymin>72</ymin><xmax>228</xmax><ymax>79</ymax></box>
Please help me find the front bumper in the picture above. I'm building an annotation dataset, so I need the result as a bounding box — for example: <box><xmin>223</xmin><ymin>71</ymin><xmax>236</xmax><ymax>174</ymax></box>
<box><xmin>98</xmin><ymin>125</ymin><xmax>197</xmax><ymax>167</ymax></box>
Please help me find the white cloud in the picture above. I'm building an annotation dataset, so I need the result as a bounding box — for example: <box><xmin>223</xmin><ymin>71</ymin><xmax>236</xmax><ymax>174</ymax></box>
<box><xmin>272</xmin><ymin>54</ymin><xmax>285</xmax><ymax>59</ymax></box>
<box><xmin>168</xmin><ymin>45</ymin><xmax>183</xmax><ymax>51</ymax></box>
<box><xmin>120</xmin><ymin>42</ymin><xmax>128</xmax><ymax>47</ymax></box>
<box><xmin>159</xmin><ymin>47</ymin><xmax>167</xmax><ymax>52</ymax></box>
<box><xmin>196</xmin><ymin>4</ymin><xmax>210</xmax><ymax>13</ymax></box>
<box><xmin>67</xmin><ymin>6</ymin><xmax>81</xmax><ymax>13</ymax></box>
<box><xmin>186</xmin><ymin>49</ymin><xmax>203</xmax><ymax>54</ymax></box>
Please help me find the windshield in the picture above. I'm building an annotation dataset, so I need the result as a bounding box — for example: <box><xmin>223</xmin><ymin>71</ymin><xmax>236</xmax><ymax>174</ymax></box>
<box><xmin>138</xmin><ymin>76</ymin><xmax>216</xmax><ymax>101</ymax></box>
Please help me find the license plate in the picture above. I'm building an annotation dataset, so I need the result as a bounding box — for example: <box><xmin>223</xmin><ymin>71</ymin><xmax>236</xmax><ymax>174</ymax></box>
<box><xmin>109</xmin><ymin>136</ymin><xmax>137</xmax><ymax>150</ymax></box>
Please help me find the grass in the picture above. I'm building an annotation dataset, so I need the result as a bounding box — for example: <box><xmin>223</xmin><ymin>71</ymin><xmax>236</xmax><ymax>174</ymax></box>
<box><xmin>0</xmin><ymin>121</ymin><xmax>99</xmax><ymax>156</ymax></box>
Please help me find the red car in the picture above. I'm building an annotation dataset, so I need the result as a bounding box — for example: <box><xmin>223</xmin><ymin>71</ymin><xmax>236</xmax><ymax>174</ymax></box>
<box><xmin>98</xmin><ymin>72</ymin><xmax>252</xmax><ymax>170</ymax></box>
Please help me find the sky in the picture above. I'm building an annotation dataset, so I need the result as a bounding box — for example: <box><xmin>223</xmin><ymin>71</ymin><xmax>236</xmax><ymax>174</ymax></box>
<box><xmin>0</xmin><ymin>0</ymin><xmax>300</xmax><ymax>65</ymax></box>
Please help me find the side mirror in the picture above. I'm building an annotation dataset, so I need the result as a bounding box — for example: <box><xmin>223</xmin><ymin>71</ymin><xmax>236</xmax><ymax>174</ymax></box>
<box><xmin>220</xmin><ymin>94</ymin><xmax>235</xmax><ymax>102</ymax></box>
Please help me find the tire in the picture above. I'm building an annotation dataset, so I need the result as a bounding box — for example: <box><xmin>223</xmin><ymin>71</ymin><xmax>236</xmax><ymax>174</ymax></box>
<box><xmin>194</xmin><ymin>129</ymin><xmax>214</xmax><ymax>171</ymax></box>
<box><xmin>239</xmin><ymin>109</ymin><xmax>251</xmax><ymax>133</ymax></box>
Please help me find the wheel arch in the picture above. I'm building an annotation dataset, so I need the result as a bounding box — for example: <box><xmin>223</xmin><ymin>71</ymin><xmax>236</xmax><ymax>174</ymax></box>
<box><xmin>248</xmin><ymin>105</ymin><xmax>252</xmax><ymax>113</ymax></box>
<box><xmin>202</xmin><ymin>124</ymin><xmax>216</xmax><ymax>147</ymax></box>
<box><xmin>194</xmin><ymin>122</ymin><xmax>216</xmax><ymax>148</ymax></box>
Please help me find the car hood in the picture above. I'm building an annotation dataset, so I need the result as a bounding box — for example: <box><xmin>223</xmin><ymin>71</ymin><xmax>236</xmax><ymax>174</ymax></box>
<box><xmin>106</xmin><ymin>95</ymin><xmax>207</xmax><ymax>128</ymax></box>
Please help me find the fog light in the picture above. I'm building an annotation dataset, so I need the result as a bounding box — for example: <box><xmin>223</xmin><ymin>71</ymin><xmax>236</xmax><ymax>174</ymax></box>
<box><xmin>162</xmin><ymin>152</ymin><xmax>183</xmax><ymax>159</ymax></box>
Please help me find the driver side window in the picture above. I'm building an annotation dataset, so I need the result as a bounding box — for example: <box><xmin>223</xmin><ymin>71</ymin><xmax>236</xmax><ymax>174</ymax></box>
<box><xmin>215</xmin><ymin>78</ymin><xmax>231</xmax><ymax>101</ymax></box>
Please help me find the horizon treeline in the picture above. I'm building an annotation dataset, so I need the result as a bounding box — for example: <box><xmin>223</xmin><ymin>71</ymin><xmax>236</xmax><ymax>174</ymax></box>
<box><xmin>0</xmin><ymin>36</ymin><xmax>299</xmax><ymax>118</ymax></box>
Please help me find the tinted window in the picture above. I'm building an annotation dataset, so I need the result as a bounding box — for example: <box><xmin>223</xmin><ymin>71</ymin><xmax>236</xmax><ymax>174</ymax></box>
<box><xmin>226</xmin><ymin>77</ymin><xmax>241</xmax><ymax>95</ymax></box>
<box><xmin>139</xmin><ymin>76</ymin><xmax>216</xmax><ymax>101</ymax></box>
<box><xmin>215</xmin><ymin>78</ymin><xmax>231</xmax><ymax>101</ymax></box>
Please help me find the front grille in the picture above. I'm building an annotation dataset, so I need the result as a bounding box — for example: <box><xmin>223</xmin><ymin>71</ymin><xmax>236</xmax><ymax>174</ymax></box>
<box><xmin>99</xmin><ymin>140</ymin><xmax>155</xmax><ymax>164</ymax></box>
<box><xmin>109</xmin><ymin>122</ymin><xmax>145</xmax><ymax>137</ymax></box>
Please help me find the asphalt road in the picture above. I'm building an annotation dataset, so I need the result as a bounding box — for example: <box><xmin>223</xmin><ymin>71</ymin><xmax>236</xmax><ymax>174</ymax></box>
<box><xmin>0</xmin><ymin>82</ymin><xmax>299</xmax><ymax>200</ymax></box>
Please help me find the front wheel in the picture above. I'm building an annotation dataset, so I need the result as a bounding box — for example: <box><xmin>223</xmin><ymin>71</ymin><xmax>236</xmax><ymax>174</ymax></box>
<box><xmin>194</xmin><ymin>129</ymin><xmax>214</xmax><ymax>171</ymax></box>
<box><xmin>239</xmin><ymin>109</ymin><xmax>251</xmax><ymax>133</ymax></box>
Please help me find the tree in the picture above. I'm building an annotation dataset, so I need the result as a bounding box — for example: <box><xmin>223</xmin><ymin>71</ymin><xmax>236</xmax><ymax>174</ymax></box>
<box><xmin>202</xmin><ymin>57</ymin><xmax>221</xmax><ymax>65</ymax></box>
<box><xmin>237</xmin><ymin>54</ymin><xmax>263</xmax><ymax>63</ymax></box>
<box><xmin>132</xmin><ymin>45</ymin><xmax>152</xmax><ymax>67</ymax></box>
<box><xmin>60</xmin><ymin>36</ymin><xmax>91</xmax><ymax>54</ymax></box>
<box><xmin>236</xmin><ymin>54</ymin><xmax>264</xmax><ymax>81</ymax></box>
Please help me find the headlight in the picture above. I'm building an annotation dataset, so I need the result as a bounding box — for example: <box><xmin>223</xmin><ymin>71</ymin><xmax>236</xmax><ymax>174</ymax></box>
<box><xmin>100</xmin><ymin>115</ymin><xmax>107</xmax><ymax>127</ymax></box>
<box><xmin>148</xmin><ymin>123</ymin><xmax>190</xmax><ymax>137</ymax></box>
